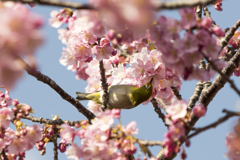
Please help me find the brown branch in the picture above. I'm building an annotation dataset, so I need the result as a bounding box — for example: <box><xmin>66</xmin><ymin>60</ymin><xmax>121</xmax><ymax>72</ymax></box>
<box><xmin>151</xmin><ymin>98</ymin><xmax>166</xmax><ymax>126</ymax></box>
<box><xmin>203</xmin><ymin>53</ymin><xmax>240</xmax><ymax>96</ymax></box>
<box><xmin>170</xmin><ymin>86</ymin><xmax>182</xmax><ymax>100</ymax></box>
<box><xmin>203</xmin><ymin>6</ymin><xmax>217</xmax><ymax>27</ymax></box>
<box><xmin>1</xmin><ymin>149</ymin><xmax>8</xmax><ymax>160</ymax></box>
<box><xmin>187</xmin><ymin>81</ymin><xmax>203</xmax><ymax>111</ymax></box>
<box><xmin>1</xmin><ymin>0</ymin><xmax>217</xmax><ymax>10</ymax></box>
<box><xmin>99</xmin><ymin>60</ymin><xmax>109</xmax><ymax>111</ymax></box>
<box><xmin>22</xmin><ymin>115</ymin><xmax>78</xmax><ymax>126</ymax></box>
<box><xmin>18</xmin><ymin>58</ymin><xmax>96</xmax><ymax>122</ymax></box>
<box><xmin>0</xmin><ymin>0</ymin><xmax>94</xmax><ymax>9</ymax></box>
<box><xmin>155</xmin><ymin>0</ymin><xmax>217</xmax><ymax>10</ymax></box>
<box><xmin>195</xmin><ymin>5</ymin><xmax>202</xmax><ymax>20</ymax></box>
<box><xmin>220</xmin><ymin>19</ymin><xmax>240</xmax><ymax>49</ymax></box>
<box><xmin>188</xmin><ymin>109</ymin><xmax>240</xmax><ymax>139</ymax></box>
<box><xmin>137</xmin><ymin>139</ymin><xmax>163</xmax><ymax>147</ymax></box>
<box><xmin>220</xmin><ymin>47</ymin><xmax>236</xmax><ymax>62</ymax></box>
<box><xmin>53</xmin><ymin>131</ymin><xmax>58</xmax><ymax>160</ymax></box>
<box><xmin>156</xmin><ymin>48</ymin><xmax>240</xmax><ymax>160</ymax></box>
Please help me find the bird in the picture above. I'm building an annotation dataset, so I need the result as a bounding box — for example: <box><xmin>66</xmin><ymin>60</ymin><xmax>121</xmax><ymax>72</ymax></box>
<box><xmin>76</xmin><ymin>78</ymin><xmax>153</xmax><ymax>109</ymax></box>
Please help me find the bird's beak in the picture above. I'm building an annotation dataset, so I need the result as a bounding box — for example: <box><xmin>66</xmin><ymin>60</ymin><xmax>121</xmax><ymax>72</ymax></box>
<box><xmin>150</xmin><ymin>78</ymin><xmax>153</xmax><ymax>83</ymax></box>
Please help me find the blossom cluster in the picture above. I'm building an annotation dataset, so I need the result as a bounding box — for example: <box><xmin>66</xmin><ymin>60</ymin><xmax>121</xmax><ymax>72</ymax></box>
<box><xmin>0</xmin><ymin>2</ymin><xmax>44</xmax><ymax>89</ymax></box>
<box><xmin>0</xmin><ymin>89</ymin><xmax>43</xmax><ymax>160</ymax></box>
<box><xmin>60</xmin><ymin>109</ymin><xmax>157</xmax><ymax>160</ymax></box>
<box><xmin>50</xmin><ymin>6</ymin><xmax>232</xmax><ymax>105</ymax></box>
<box><xmin>162</xmin><ymin>98</ymin><xmax>206</xmax><ymax>158</ymax></box>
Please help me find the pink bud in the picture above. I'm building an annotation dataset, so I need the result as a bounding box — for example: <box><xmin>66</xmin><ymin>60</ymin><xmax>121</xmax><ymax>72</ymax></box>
<box><xmin>12</xmin><ymin>99</ymin><xmax>19</xmax><ymax>106</ymax></box>
<box><xmin>212</xmin><ymin>26</ymin><xmax>225</xmax><ymax>37</ymax></box>
<box><xmin>57</xmin><ymin>15</ymin><xmax>64</xmax><ymax>21</ymax></box>
<box><xmin>59</xmin><ymin>143</ymin><xmax>67</xmax><ymax>153</ymax></box>
<box><xmin>200</xmin><ymin>17</ymin><xmax>212</xmax><ymax>29</ymax></box>
<box><xmin>107</xmin><ymin>29</ymin><xmax>116</xmax><ymax>40</ymax></box>
<box><xmin>63</xmin><ymin>17</ymin><xmax>69</xmax><ymax>23</ymax></box>
<box><xmin>192</xmin><ymin>104</ymin><xmax>206</xmax><ymax>117</ymax></box>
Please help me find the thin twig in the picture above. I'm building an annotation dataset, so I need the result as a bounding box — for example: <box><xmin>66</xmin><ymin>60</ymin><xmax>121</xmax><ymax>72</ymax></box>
<box><xmin>151</xmin><ymin>98</ymin><xmax>166</xmax><ymax>126</ymax></box>
<box><xmin>53</xmin><ymin>128</ymin><xmax>58</xmax><ymax>160</ymax></box>
<box><xmin>203</xmin><ymin>53</ymin><xmax>240</xmax><ymax>96</ymax></box>
<box><xmin>195</xmin><ymin>5</ymin><xmax>202</xmax><ymax>20</ymax></box>
<box><xmin>18</xmin><ymin>57</ymin><xmax>96</xmax><ymax>122</ymax></box>
<box><xmin>187</xmin><ymin>81</ymin><xmax>203</xmax><ymax>111</ymax></box>
<box><xmin>1</xmin><ymin>149</ymin><xmax>8</xmax><ymax>160</ymax></box>
<box><xmin>220</xmin><ymin>47</ymin><xmax>236</xmax><ymax>62</ymax></box>
<box><xmin>155</xmin><ymin>0</ymin><xmax>217</xmax><ymax>10</ymax></box>
<box><xmin>137</xmin><ymin>139</ymin><xmax>163</xmax><ymax>147</ymax></box>
<box><xmin>203</xmin><ymin>6</ymin><xmax>217</xmax><ymax>27</ymax></box>
<box><xmin>220</xmin><ymin>19</ymin><xmax>240</xmax><ymax>49</ymax></box>
<box><xmin>22</xmin><ymin>115</ymin><xmax>78</xmax><ymax>126</ymax></box>
<box><xmin>188</xmin><ymin>109</ymin><xmax>240</xmax><ymax>139</ymax></box>
<box><xmin>170</xmin><ymin>86</ymin><xmax>182</xmax><ymax>100</ymax></box>
<box><xmin>0</xmin><ymin>0</ymin><xmax>94</xmax><ymax>9</ymax></box>
<box><xmin>99</xmin><ymin>60</ymin><xmax>109</xmax><ymax>111</ymax></box>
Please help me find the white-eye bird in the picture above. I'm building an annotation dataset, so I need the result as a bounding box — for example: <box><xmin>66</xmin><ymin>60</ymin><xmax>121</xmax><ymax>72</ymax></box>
<box><xmin>76</xmin><ymin>78</ymin><xmax>153</xmax><ymax>109</ymax></box>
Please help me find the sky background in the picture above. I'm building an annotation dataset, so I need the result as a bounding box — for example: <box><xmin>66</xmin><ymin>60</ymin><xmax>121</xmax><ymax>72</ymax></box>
<box><xmin>8</xmin><ymin>0</ymin><xmax>240</xmax><ymax>159</ymax></box>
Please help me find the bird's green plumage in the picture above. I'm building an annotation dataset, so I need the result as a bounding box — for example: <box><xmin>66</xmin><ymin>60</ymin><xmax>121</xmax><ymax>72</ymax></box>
<box><xmin>76</xmin><ymin>79</ymin><xmax>153</xmax><ymax>109</ymax></box>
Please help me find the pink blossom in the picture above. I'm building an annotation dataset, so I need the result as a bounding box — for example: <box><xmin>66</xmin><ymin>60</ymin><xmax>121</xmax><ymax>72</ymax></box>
<box><xmin>65</xmin><ymin>143</ymin><xmax>82</xmax><ymax>160</ymax></box>
<box><xmin>168</xmin><ymin>121</ymin><xmax>185</xmax><ymax>140</ymax></box>
<box><xmin>60</xmin><ymin>124</ymin><xmax>75</xmax><ymax>144</ymax></box>
<box><xmin>165</xmin><ymin>98</ymin><xmax>187</xmax><ymax>121</ymax></box>
<box><xmin>123</xmin><ymin>121</ymin><xmax>139</xmax><ymax>136</ymax></box>
<box><xmin>49</xmin><ymin>10</ymin><xmax>63</xmax><ymax>28</ymax></box>
<box><xmin>0</xmin><ymin>107</ymin><xmax>14</xmax><ymax>128</ymax></box>
<box><xmin>8</xmin><ymin>137</ymin><xmax>27</xmax><ymax>154</ymax></box>
<box><xmin>112</xmin><ymin>109</ymin><xmax>121</xmax><ymax>119</ymax></box>
<box><xmin>179</xmin><ymin>8</ymin><xmax>197</xmax><ymax>29</ymax></box>
<box><xmin>92</xmin><ymin>38</ymin><xmax>114</xmax><ymax>61</ymax></box>
<box><xmin>192</xmin><ymin>104</ymin><xmax>206</xmax><ymax>117</ymax></box>
<box><xmin>24</xmin><ymin>124</ymin><xmax>43</xmax><ymax>149</ymax></box>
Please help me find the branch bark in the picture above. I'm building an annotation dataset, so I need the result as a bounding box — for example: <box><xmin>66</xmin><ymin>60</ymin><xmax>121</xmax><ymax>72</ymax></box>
<box><xmin>188</xmin><ymin>109</ymin><xmax>240</xmax><ymax>139</ymax></box>
<box><xmin>99</xmin><ymin>60</ymin><xmax>109</xmax><ymax>111</ymax></box>
<box><xmin>19</xmin><ymin>58</ymin><xmax>96</xmax><ymax>122</ymax></box>
<box><xmin>22</xmin><ymin>115</ymin><xmax>78</xmax><ymax>126</ymax></box>
<box><xmin>156</xmin><ymin>48</ymin><xmax>240</xmax><ymax>160</ymax></box>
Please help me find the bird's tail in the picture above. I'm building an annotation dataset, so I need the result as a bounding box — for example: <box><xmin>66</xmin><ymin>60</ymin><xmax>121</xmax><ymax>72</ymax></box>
<box><xmin>76</xmin><ymin>92</ymin><xmax>91</xmax><ymax>101</ymax></box>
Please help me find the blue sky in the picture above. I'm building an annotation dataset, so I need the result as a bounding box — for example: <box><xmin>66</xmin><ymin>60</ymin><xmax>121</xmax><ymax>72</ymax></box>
<box><xmin>9</xmin><ymin>0</ymin><xmax>240</xmax><ymax>159</ymax></box>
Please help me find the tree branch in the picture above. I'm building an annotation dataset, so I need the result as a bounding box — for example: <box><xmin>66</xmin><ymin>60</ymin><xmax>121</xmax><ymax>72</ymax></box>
<box><xmin>220</xmin><ymin>19</ymin><xmax>240</xmax><ymax>49</ymax></box>
<box><xmin>151</xmin><ymin>98</ymin><xmax>166</xmax><ymax>126</ymax></box>
<box><xmin>170</xmin><ymin>86</ymin><xmax>182</xmax><ymax>100</ymax></box>
<box><xmin>203</xmin><ymin>6</ymin><xmax>217</xmax><ymax>27</ymax></box>
<box><xmin>137</xmin><ymin>139</ymin><xmax>163</xmax><ymax>147</ymax></box>
<box><xmin>1</xmin><ymin>0</ymin><xmax>217</xmax><ymax>10</ymax></box>
<box><xmin>156</xmin><ymin>48</ymin><xmax>240</xmax><ymax>160</ymax></box>
<box><xmin>18</xmin><ymin>57</ymin><xmax>96</xmax><ymax>122</ymax></box>
<box><xmin>155</xmin><ymin>0</ymin><xmax>217</xmax><ymax>10</ymax></box>
<box><xmin>99</xmin><ymin>60</ymin><xmax>109</xmax><ymax>111</ymax></box>
<box><xmin>0</xmin><ymin>0</ymin><xmax>94</xmax><ymax>9</ymax></box>
<box><xmin>188</xmin><ymin>109</ymin><xmax>240</xmax><ymax>139</ymax></box>
<box><xmin>187</xmin><ymin>81</ymin><xmax>203</xmax><ymax>111</ymax></box>
<box><xmin>53</xmin><ymin>128</ymin><xmax>58</xmax><ymax>160</ymax></box>
<box><xmin>1</xmin><ymin>149</ymin><xmax>8</xmax><ymax>160</ymax></box>
<box><xmin>203</xmin><ymin>53</ymin><xmax>240</xmax><ymax>97</ymax></box>
<box><xmin>22</xmin><ymin>115</ymin><xmax>78</xmax><ymax>126</ymax></box>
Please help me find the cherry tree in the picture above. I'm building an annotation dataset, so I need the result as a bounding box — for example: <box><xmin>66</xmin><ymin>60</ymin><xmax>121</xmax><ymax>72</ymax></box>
<box><xmin>0</xmin><ymin>0</ymin><xmax>239</xmax><ymax>160</ymax></box>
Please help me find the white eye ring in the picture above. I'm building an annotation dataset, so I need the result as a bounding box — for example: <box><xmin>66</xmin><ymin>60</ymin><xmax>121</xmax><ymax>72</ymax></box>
<box><xmin>145</xmin><ymin>85</ymin><xmax>150</xmax><ymax>89</ymax></box>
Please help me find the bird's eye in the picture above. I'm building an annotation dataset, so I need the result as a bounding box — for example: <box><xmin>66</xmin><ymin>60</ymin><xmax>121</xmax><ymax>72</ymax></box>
<box><xmin>145</xmin><ymin>85</ymin><xmax>150</xmax><ymax>89</ymax></box>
